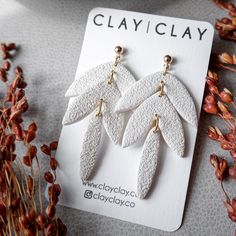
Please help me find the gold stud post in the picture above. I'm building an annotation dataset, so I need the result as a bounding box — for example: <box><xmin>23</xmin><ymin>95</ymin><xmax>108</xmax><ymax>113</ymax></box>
<box><xmin>107</xmin><ymin>46</ymin><xmax>123</xmax><ymax>84</ymax></box>
<box><xmin>163</xmin><ymin>55</ymin><xmax>173</xmax><ymax>75</ymax></box>
<box><xmin>96</xmin><ymin>98</ymin><xmax>104</xmax><ymax>117</ymax></box>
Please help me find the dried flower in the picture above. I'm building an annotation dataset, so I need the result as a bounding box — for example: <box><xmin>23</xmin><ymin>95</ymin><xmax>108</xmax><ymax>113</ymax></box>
<box><xmin>44</xmin><ymin>171</ymin><xmax>54</xmax><ymax>183</ymax></box>
<box><xmin>41</xmin><ymin>144</ymin><xmax>51</xmax><ymax>156</ymax></box>
<box><xmin>210</xmin><ymin>154</ymin><xmax>227</xmax><ymax>181</ymax></box>
<box><xmin>220</xmin><ymin>88</ymin><xmax>234</xmax><ymax>103</ymax></box>
<box><xmin>224</xmin><ymin>198</ymin><xmax>236</xmax><ymax>222</ymax></box>
<box><xmin>219</xmin><ymin>52</ymin><xmax>234</xmax><ymax>64</ymax></box>
<box><xmin>0</xmin><ymin>43</ymin><xmax>67</xmax><ymax>235</ymax></box>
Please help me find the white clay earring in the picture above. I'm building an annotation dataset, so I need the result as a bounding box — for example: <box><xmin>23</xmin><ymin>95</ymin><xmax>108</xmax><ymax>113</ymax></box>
<box><xmin>115</xmin><ymin>55</ymin><xmax>198</xmax><ymax>199</ymax></box>
<box><xmin>63</xmin><ymin>46</ymin><xmax>136</xmax><ymax>180</ymax></box>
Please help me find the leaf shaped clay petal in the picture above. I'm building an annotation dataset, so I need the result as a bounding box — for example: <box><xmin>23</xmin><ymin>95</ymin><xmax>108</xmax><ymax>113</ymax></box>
<box><xmin>65</xmin><ymin>62</ymin><xmax>136</xmax><ymax>97</ymax></box>
<box><xmin>162</xmin><ymin>73</ymin><xmax>198</xmax><ymax>127</ymax></box>
<box><xmin>80</xmin><ymin>114</ymin><xmax>103</xmax><ymax>180</ymax></box>
<box><xmin>65</xmin><ymin>62</ymin><xmax>112</xmax><ymax>97</ymax></box>
<box><xmin>62</xmin><ymin>81</ymin><xmax>105</xmax><ymax>125</ymax></box>
<box><xmin>122</xmin><ymin>94</ymin><xmax>185</xmax><ymax>157</ymax></box>
<box><xmin>137</xmin><ymin>130</ymin><xmax>160</xmax><ymax>199</ymax></box>
<box><xmin>115</xmin><ymin>72</ymin><xmax>197</xmax><ymax>127</ymax></box>
<box><xmin>115</xmin><ymin>72</ymin><xmax>162</xmax><ymax>112</ymax></box>
<box><xmin>102</xmin><ymin>87</ymin><xmax>124</xmax><ymax>144</ymax></box>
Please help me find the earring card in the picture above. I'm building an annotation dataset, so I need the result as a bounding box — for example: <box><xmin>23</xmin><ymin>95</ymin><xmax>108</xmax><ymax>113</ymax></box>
<box><xmin>55</xmin><ymin>8</ymin><xmax>214</xmax><ymax>231</ymax></box>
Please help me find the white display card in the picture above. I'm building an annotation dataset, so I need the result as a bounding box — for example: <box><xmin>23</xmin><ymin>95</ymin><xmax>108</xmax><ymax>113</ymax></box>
<box><xmin>55</xmin><ymin>8</ymin><xmax>214</xmax><ymax>231</ymax></box>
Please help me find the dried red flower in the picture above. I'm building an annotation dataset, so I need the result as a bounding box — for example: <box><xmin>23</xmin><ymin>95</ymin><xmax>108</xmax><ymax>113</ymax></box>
<box><xmin>0</xmin><ymin>42</ymin><xmax>66</xmax><ymax>235</ymax></box>
<box><xmin>210</xmin><ymin>154</ymin><xmax>227</xmax><ymax>181</ymax></box>
<box><xmin>41</xmin><ymin>144</ymin><xmax>51</xmax><ymax>156</ymax></box>
<box><xmin>44</xmin><ymin>172</ymin><xmax>54</xmax><ymax>183</ymax></box>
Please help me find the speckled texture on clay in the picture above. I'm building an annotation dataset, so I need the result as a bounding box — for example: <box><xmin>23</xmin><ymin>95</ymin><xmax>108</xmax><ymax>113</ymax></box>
<box><xmin>122</xmin><ymin>93</ymin><xmax>185</xmax><ymax>156</ymax></box>
<box><xmin>80</xmin><ymin>114</ymin><xmax>103</xmax><ymax>180</ymax></box>
<box><xmin>137</xmin><ymin>130</ymin><xmax>161</xmax><ymax>199</ymax></box>
<box><xmin>63</xmin><ymin>62</ymin><xmax>135</xmax><ymax>179</ymax></box>
<box><xmin>116</xmin><ymin>72</ymin><xmax>197</xmax><ymax>127</ymax></box>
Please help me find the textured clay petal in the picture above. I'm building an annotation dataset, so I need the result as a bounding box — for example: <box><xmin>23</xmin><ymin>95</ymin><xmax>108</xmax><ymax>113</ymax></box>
<box><xmin>65</xmin><ymin>62</ymin><xmax>112</xmax><ymax>97</ymax></box>
<box><xmin>137</xmin><ymin>130</ymin><xmax>161</xmax><ymax>199</ymax></box>
<box><xmin>122</xmin><ymin>93</ymin><xmax>185</xmax><ymax>157</ymax></box>
<box><xmin>102</xmin><ymin>85</ymin><xmax>124</xmax><ymax>144</ymax></box>
<box><xmin>80</xmin><ymin>114</ymin><xmax>103</xmax><ymax>180</ymax></box>
<box><xmin>115</xmin><ymin>72</ymin><xmax>162</xmax><ymax>112</ymax></box>
<box><xmin>62</xmin><ymin>81</ymin><xmax>106</xmax><ymax>125</ymax></box>
<box><xmin>162</xmin><ymin>73</ymin><xmax>198</xmax><ymax>127</ymax></box>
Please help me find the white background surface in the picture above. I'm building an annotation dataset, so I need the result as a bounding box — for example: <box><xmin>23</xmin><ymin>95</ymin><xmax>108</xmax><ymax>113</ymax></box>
<box><xmin>56</xmin><ymin>8</ymin><xmax>213</xmax><ymax>232</ymax></box>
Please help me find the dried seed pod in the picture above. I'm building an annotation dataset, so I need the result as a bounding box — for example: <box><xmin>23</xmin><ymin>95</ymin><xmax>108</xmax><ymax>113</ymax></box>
<box><xmin>5</xmin><ymin>134</ymin><xmax>16</xmax><ymax>148</ymax></box>
<box><xmin>11</xmin><ymin>153</ymin><xmax>16</xmax><ymax>161</ymax></box>
<box><xmin>218</xmin><ymin>52</ymin><xmax>234</xmax><ymax>64</ymax></box>
<box><xmin>25</xmin><ymin>130</ymin><xmax>36</xmax><ymax>143</ymax></box>
<box><xmin>220</xmin><ymin>88</ymin><xmax>233</xmax><ymax>103</ymax></box>
<box><xmin>28</xmin><ymin>122</ymin><xmax>37</xmax><ymax>133</ymax></box>
<box><xmin>221</xmin><ymin>141</ymin><xmax>233</xmax><ymax>150</ymax></box>
<box><xmin>2</xmin><ymin>51</ymin><xmax>10</xmax><ymax>60</ymax></box>
<box><xmin>27</xmin><ymin>175</ymin><xmax>34</xmax><ymax>196</ymax></box>
<box><xmin>52</xmin><ymin>184</ymin><xmax>61</xmax><ymax>196</ymax></box>
<box><xmin>26</xmin><ymin>208</ymin><xmax>36</xmax><ymax>223</ymax></box>
<box><xmin>207</xmin><ymin>70</ymin><xmax>219</xmax><ymax>82</ymax></box>
<box><xmin>41</xmin><ymin>144</ymin><xmax>51</xmax><ymax>156</ymax></box>
<box><xmin>209</xmin><ymin>85</ymin><xmax>219</xmax><ymax>94</ymax></box>
<box><xmin>16</xmin><ymin>89</ymin><xmax>25</xmax><ymax>101</ymax></box>
<box><xmin>3</xmin><ymin>61</ymin><xmax>10</xmax><ymax>71</ymax></box>
<box><xmin>17</xmin><ymin>80</ymin><xmax>27</xmax><ymax>89</ymax></box>
<box><xmin>50</xmin><ymin>158</ymin><xmax>57</xmax><ymax>170</ymax></box>
<box><xmin>12</xmin><ymin>123</ymin><xmax>23</xmax><ymax>140</ymax></box>
<box><xmin>36</xmin><ymin>213</ymin><xmax>46</xmax><ymax>228</ymax></box>
<box><xmin>204</xmin><ymin>94</ymin><xmax>216</xmax><ymax>104</ymax></box>
<box><xmin>57</xmin><ymin>218</ymin><xmax>67</xmax><ymax>236</ymax></box>
<box><xmin>203</xmin><ymin>103</ymin><xmax>218</xmax><ymax>114</ymax></box>
<box><xmin>27</xmin><ymin>145</ymin><xmax>37</xmax><ymax>159</ymax></box>
<box><xmin>46</xmin><ymin>222</ymin><xmax>57</xmax><ymax>236</ymax></box>
<box><xmin>50</xmin><ymin>141</ymin><xmax>58</xmax><ymax>151</ymax></box>
<box><xmin>50</xmin><ymin>191</ymin><xmax>59</xmax><ymax>205</ymax></box>
<box><xmin>217</xmin><ymin>101</ymin><xmax>229</xmax><ymax>113</ymax></box>
<box><xmin>14</xmin><ymin>66</ymin><xmax>23</xmax><ymax>75</ymax></box>
<box><xmin>44</xmin><ymin>172</ymin><xmax>54</xmax><ymax>183</ymax></box>
<box><xmin>208</xmin><ymin>126</ymin><xmax>219</xmax><ymax>140</ymax></box>
<box><xmin>46</xmin><ymin>203</ymin><xmax>56</xmax><ymax>219</ymax></box>
<box><xmin>0</xmin><ymin>68</ymin><xmax>7</xmax><ymax>82</ymax></box>
<box><xmin>23</xmin><ymin>155</ymin><xmax>32</xmax><ymax>167</ymax></box>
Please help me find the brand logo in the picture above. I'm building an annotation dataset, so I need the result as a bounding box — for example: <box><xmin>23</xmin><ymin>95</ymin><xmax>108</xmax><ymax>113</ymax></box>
<box><xmin>92</xmin><ymin>13</ymin><xmax>208</xmax><ymax>41</ymax></box>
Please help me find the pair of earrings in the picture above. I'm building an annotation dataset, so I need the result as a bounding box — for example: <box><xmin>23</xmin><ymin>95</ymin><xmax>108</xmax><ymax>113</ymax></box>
<box><xmin>62</xmin><ymin>46</ymin><xmax>197</xmax><ymax>199</ymax></box>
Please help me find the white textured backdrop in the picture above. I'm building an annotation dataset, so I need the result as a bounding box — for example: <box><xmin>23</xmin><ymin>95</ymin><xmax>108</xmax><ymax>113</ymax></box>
<box><xmin>0</xmin><ymin>0</ymin><xmax>235</xmax><ymax>235</ymax></box>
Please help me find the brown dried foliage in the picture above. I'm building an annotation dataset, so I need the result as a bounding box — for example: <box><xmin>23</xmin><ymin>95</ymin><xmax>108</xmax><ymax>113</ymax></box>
<box><xmin>0</xmin><ymin>43</ymin><xmax>67</xmax><ymax>235</ymax></box>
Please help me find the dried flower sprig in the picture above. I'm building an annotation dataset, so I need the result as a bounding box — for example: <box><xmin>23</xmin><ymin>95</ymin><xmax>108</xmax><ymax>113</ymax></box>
<box><xmin>204</xmin><ymin>70</ymin><xmax>236</xmax><ymax>226</ymax></box>
<box><xmin>211</xmin><ymin>52</ymin><xmax>236</xmax><ymax>72</ymax></box>
<box><xmin>0</xmin><ymin>43</ymin><xmax>67</xmax><ymax>235</ymax></box>
<box><xmin>213</xmin><ymin>0</ymin><xmax>236</xmax><ymax>41</ymax></box>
